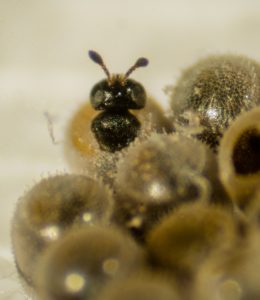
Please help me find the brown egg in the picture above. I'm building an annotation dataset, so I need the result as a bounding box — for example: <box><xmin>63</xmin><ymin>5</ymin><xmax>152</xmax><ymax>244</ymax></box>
<box><xmin>169</xmin><ymin>55</ymin><xmax>260</xmax><ymax>150</ymax></box>
<box><xmin>11</xmin><ymin>174</ymin><xmax>113</xmax><ymax>289</ymax></box>
<box><xmin>95</xmin><ymin>273</ymin><xmax>180</xmax><ymax>300</ymax></box>
<box><xmin>112</xmin><ymin>132</ymin><xmax>231</xmax><ymax>242</ymax></box>
<box><xmin>147</xmin><ymin>202</ymin><xmax>237</xmax><ymax>280</ymax></box>
<box><xmin>36</xmin><ymin>226</ymin><xmax>143</xmax><ymax>300</ymax></box>
<box><xmin>197</xmin><ymin>229</ymin><xmax>260</xmax><ymax>300</ymax></box>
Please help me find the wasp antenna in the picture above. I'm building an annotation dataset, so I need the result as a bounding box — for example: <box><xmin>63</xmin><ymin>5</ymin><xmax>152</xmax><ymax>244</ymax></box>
<box><xmin>125</xmin><ymin>57</ymin><xmax>149</xmax><ymax>79</ymax></box>
<box><xmin>88</xmin><ymin>50</ymin><xmax>111</xmax><ymax>80</ymax></box>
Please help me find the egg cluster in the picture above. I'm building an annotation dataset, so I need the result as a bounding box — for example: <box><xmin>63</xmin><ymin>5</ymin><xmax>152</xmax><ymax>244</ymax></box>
<box><xmin>12</xmin><ymin>53</ymin><xmax>260</xmax><ymax>300</ymax></box>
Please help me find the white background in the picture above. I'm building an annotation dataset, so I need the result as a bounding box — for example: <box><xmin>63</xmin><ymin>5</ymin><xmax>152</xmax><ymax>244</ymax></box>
<box><xmin>1</xmin><ymin>0</ymin><xmax>260</xmax><ymax>298</ymax></box>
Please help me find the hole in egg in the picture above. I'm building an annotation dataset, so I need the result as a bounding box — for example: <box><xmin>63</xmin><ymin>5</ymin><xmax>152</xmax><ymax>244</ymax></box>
<box><xmin>232</xmin><ymin>128</ymin><xmax>260</xmax><ymax>175</ymax></box>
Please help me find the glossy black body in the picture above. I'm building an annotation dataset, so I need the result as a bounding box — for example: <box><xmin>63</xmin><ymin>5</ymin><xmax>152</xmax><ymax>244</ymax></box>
<box><xmin>90</xmin><ymin>77</ymin><xmax>146</xmax><ymax>152</ymax></box>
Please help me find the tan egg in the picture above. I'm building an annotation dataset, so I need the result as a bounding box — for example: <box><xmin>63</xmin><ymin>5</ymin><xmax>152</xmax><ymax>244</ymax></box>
<box><xmin>196</xmin><ymin>229</ymin><xmax>260</xmax><ymax>300</ymax></box>
<box><xmin>112</xmin><ymin>132</ymin><xmax>231</xmax><ymax>242</ymax></box>
<box><xmin>169</xmin><ymin>55</ymin><xmax>260</xmax><ymax>150</ymax></box>
<box><xmin>243</xmin><ymin>188</ymin><xmax>260</xmax><ymax>228</ymax></box>
<box><xmin>95</xmin><ymin>273</ymin><xmax>180</xmax><ymax>300</ymax></box>
<box><xmin>147</xmin><ymin>202</ymin><xmax>237</xmax><ymax>280</ymax></box>
<box><xmin>36</xmin><ymin>226</ymin><xmax>144</xmax><ymax>300</ymax></box>
<box><xmin>195</xmin><ymin>259</ymin><xmax>243</xmax><ymax>300</ymax></box>
<box><xmin>11</xmin><ymin>174</ymin><xmax>113</xmax><ymax>290</ymax></box>
<box><xmin>226</xmin><ymin>230</ymin><xmax>260</xmax><ymax>300</ymax></box>
<box><xmin>218</xmin><ymin>107</ymin><xmax>260</xmax><ymax>209</ymax></box>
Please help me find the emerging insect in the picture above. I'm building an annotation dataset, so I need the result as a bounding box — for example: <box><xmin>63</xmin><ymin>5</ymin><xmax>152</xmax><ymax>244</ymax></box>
<box><xmin>88</xmin><ymin>50</ymin><xmax>149</xmax><ymax>152</ymax></box>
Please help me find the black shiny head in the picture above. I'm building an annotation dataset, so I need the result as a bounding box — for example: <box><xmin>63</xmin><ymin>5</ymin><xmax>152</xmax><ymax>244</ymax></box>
<box><xmin>90</xmin><ymin>78</ymin><xmax>146</xmax><ymax>110</ymax></box>
<box><xmin>88</xmin><ymin>50</ymin><xmax>148</xmax><ymax>110</ymax></box>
